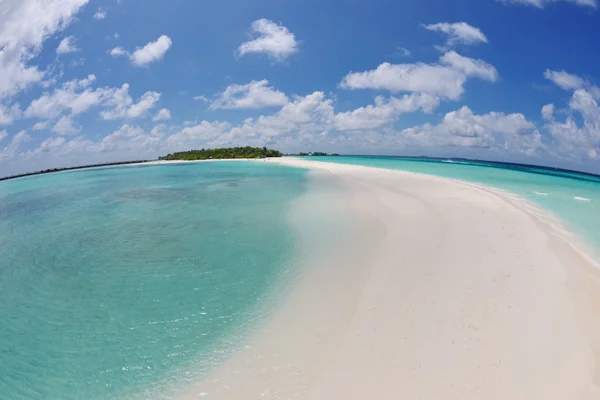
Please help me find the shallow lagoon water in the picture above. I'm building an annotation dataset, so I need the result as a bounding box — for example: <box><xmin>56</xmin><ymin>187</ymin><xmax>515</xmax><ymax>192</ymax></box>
<box><xmin>0</xmin><ymin>161</ymin><xmax>307</xmax><ymax>399</ymax></box>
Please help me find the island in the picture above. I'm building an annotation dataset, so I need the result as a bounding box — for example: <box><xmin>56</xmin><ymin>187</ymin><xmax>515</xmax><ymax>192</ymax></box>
<box><xmin>158</xmin><ymin>147</ymin><xmax>283</xmax><ymax>161</ymax></box>
<box><xmin>289</xmin><ymin>152</ymin><xmax>340</xmax><ymax>157</ymax></box>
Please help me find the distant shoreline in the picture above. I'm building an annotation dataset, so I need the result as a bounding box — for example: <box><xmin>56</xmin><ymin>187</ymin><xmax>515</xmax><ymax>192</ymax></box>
<box><xmin>0</xmin><ymin>160</ymin><xmax>153</xmax><ymax>182</ymax></box>
<box><xmin>3</xmin><ymin>154</ymin><xmax>600</xmax><ymax>182</ymax></box>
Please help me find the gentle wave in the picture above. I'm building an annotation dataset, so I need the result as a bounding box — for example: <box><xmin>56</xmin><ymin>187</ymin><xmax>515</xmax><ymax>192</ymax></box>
<box><xmin>534</xmin><ymin>191</ymin><xmax>549</xmax><ymax>196</ymax></box>
<box><xmin>574</xmin><ymin>196</ymin><xmax>592</xmax><ymax>202</ymax></box>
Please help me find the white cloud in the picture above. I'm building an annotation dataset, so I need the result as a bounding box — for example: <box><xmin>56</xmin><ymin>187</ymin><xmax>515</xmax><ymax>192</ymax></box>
<box><xmin>423</xmin><ymin>22</ymin><xmax>488</xmax><ymax>46</ymax></box>
<box><xmin>25</xmin><ymin>75</ymin><xmax>104</xmax><ymax>119</ymax></box>
<box><xmin>192</xmin><ymin>91</ymin><xmax>336</xmax><ymax>149</ymax></box>
<box><xmin>210</xmin><ymin>80</ymin><xmax>289</xmax><ymax>109</ymax></box>
<box><xmin>0</xmin><ymin>0</ymin><xmax>89</xmax><ymax>100</ymax></box>
<box><xmin>0</xmin><ymin>103</ymin><xmax>21</xmax><ymax>125</ymax></box>
<box><xmin>109</xmin><ymin>35</ymin><xmax>172</xmax><ymax>66</ymax></box>
<box><xmin>100</xmin><ymin>84</ymin><xmax>161</xmax><ymax>120</ymax></box>
<box><xmin>32</xmin><ymin>121</ymin><xmax>50</xmax><ymax>130</ymax></box>
<box><xmin>0</xmin><ymin>130</ymin><xmax>7</xmax><ymax>143</ymax></box>
<box><xmin>33</xmin><ymin>124</ymin><xmax>163</xmax><ymax>157</ymax></box>
<box><xmin>340</xmin><ymin>51</ymin><xmax>498</xmax><ymax>100</ymax></box>
<box><xmin>544</xmin><ymin>69</ymin><xmax>600</xmax><ymax>99</ymax></box>
<box><xmin>542</xmin><ymin>103</ymin><xmax>555</xmax><ymax>120</ymax></box>
<box><xmin>237</xmin><ymin>19</ymin><xmax>299</xmax><ymax>61</ymax></box>
<box><xmin>110</xmin><ymin>47</ymin><xmax>127</xmax><ymax>57</ymax></box>
<box><xmin>497</xmin><ymin>0</ymin><xmax>597</xmax><ymax>8</ymax></box>
<box><xmin>153</xmin><ymin>108</ymin><xmax>171</xmax><ymax>121</ymax></box>
<box><xmin>166</xmin><ymin>121</ymin><xmax>231</xmax><ymax>149</ymax></box>
<box><xmin>334</xmin><ymin>93</ymin><xmax>439</xmax><ymax>131</ymax></box>
<box><xmin>544</xmin><ymin>69</ymin><xmax>586</xmax><ymax>90</ymax></box>
<box><xmin>94</xmin><ymin>8</ymin><xmax>107</xmax><ymax>20</ymax></box>
<box><xmin>14</xmin><ymin>89</ymin><xmax>550</xmax><ymax>171</ymax></box>
<box><xmin>52</xmin><ymin>116</ymin><xmax>80</xmax><ymax>135</ymax></box>
<box><xmin>130</xmin><ymin>35</ymin><xmax>172</xmax><ymax>66</ymax></box>
<box><xmin>98</xmin><ymin>124</ymin><xmax>152</xmax><ymax>152</ymax></box>
<box><xmin>28</xmin><ymin>137</ymin><xmax>67</xmax><ymax>155</ymax></box>
<box><xmin>400</xmin><ymin>106</ymin><xmax>540</xmax><ymax>153</ymax></box>
<box><xmin>25</xmin><ymin>76</ymin><xmax>162</xmax><ymax>122</ymax></box>
<box><xmin>33</xmin><ymin>124</ymin><xmax>165</xmax><ymax>157</ymax></box>
<box><xmin>545</xmin><ymin>89</ymin><xmax>600</xmax><ymax>159</ymax></box>
<box><xmin>440</xmin><ymin>51</ymin><xmax>498</xmax><ymax>80</ymax></box>
<box><xmin>0</xmin><ymin>130</ymin><xmax>31</xmax><ymax>161</ymax></box>
<box><xmin>194</xmin><ymin>95</ymin><xmax>210</xmax><ymax>103</ymax></box>
<box><xmin>56</xmin><ymin>36</ymin><xmax>79</xmax><ymax>54</ymax></box>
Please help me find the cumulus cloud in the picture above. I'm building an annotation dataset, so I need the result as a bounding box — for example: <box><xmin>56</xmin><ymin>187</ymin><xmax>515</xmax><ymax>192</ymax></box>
<box><xmin>28</xmin><ymin>137</ymin><xmax>67</xmax><ymax>155</ymax></box>
<box><xmin>497</xmin><ymin>0</ymin><xmax>597</xmax><ymax>8</ymax></box>
<box><xmin>153</xmin><ymin>108</ymin><xmax>171</xmax><ymax>121</ymax></box>
<box><xmin>237</xmin><ymin>19</ymin><xmax>299</xmax><ymax>61</ymax></box>
<box><xmin>52</xmin><ymin>116</ymin><xmax>80</xmax><ymax>135</ymax></box>
<box><xmin>544</xmin><ymin>69</ymin><xmax>600</xmax><ymax>99</ymax></box>
<box><xmin>25</xmin><ymin>75</ymin><xmax>104</xmax><ymax>119</ymax></box>
<box><xmin>400</xmin><ymin>106</ymin><xmax>540</xmax><ymax>153</ymax></box>
<box><xmin>225</xmin><ymin>91</ymin><xmax>335</xmax><ymax>142</ymax></box>
<box><xmin>0</xmin><ymin>103</ymin><xmax>22</xmax><ymax>125</ymax></box>
<box><xmin>101</xmin><ymin>84</ymin><xmax>161</xmax><ymax>120</ymax></box>
<box><xmin>340</xmin><ymin>51</ymin><xmax>498</xmax><ymax>100</ymax></box>
<box><xmin>0</xmin><ymin>0</ymin><xmax>88</xmax><ymax>100</ymax></box>
<box><xmin>545</xmin><ymin>89</ymin><xmax>600</xmax><ymax>158</ymax></box>
<box><xmin>130</xmin><ymin>35</ymin><xmax>172</xmax><ymax>66</ymax></box>
<box><xmin>25</xmin><ymin>76</ymin><xmax>162</xmax><ymax>123</ymax></box>
<box><xmin>544</xmin><ymin>69</ymin><xmax>587</xmax><ymax>90</ymax></box>
<box><xmin>56</xmin><ymin>36</ymin><xmax>79</xmax><ymax>54</ymax></box>
<box><xmin>0</xmin><ymin>130</ymin><xmax>7</xmax><ymax>143</ymax></box>
<box><xmin>32</xmin><ymin>121</ymin><xmax>50</xmax><ymax>130</ymax></box>
<box><xmin>210</xmin><ymin>80</ymin><xmax>289</xmax><ymax>109</ymax></box>
<box><xmin>110</xmin><ymin>47</ymin><xmax>127</xmax><ymax>57</ymax></box>
<box><xmin>17</xmin><ymin>90</ymin><xmax>548</xmax><ymax>172</ymax></box>
<box><xmin>0</xmin><ymin>130</ymin><xmax>31</xmax><ymax>161</ymax></box>
<box><xmin>110</xmin><ymin>35</ymin><xmax>173</xmax><ymax>66</ymax></box>
<box><xmin>542</xmin><ymin>103</ymin><xmax>555</xmax><ymax>120</ymax></box>
<box><xmin>333</xmin><ymin>93</ymin><xmax>439</xmax><ymax>131</ymax></box>
<box><xmin>166</xmin><ymin>121</ymin><xmax>232</xmax><ymax>149</ymax></box>
<box><xmin>423</xmin><ymin>22</ymin><xmax>488</xmax><ymax>46</ymax></box>
<box><xmin>97</xmin><ymin>124</ymin><xmax>160</xmax><ymax>152</ymax></box>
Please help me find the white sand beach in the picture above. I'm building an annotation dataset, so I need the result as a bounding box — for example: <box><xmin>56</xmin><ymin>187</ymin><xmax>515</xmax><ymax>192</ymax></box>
<box><xmin>179</xmin><ymin>157</ymin><xmax>600</xmax><ymax>400</ymax></box>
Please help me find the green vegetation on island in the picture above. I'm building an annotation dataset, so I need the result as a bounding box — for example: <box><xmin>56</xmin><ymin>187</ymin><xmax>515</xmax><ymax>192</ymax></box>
<box><xmin>159</xmin><ymin>147</ymin><xmax>283</xmax><ymax>161</ymax></box>
<box><xmin>292</xmin><ymin>152</ymin><xmax>340</xmax><ymax>157</ymax></box>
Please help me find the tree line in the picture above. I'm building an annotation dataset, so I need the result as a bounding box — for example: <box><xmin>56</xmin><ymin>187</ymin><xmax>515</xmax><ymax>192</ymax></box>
<box><xmin>159</xmin><ymin>147</ymin><xmax>283</xmax><ymax>160</ymax></box>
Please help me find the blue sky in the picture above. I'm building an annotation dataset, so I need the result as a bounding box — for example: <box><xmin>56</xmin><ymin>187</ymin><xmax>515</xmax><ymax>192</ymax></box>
<box><xmin>1</xmin><ymin>0</ymin><xmax>600</xmax><ymax>175</ymax></box>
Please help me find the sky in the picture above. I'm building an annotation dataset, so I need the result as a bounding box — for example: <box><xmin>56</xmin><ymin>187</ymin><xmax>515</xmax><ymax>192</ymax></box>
<box><xmin>1</xmin><ymin>0</ymin><xmax>600</xmax><ymax>176</ymax></box>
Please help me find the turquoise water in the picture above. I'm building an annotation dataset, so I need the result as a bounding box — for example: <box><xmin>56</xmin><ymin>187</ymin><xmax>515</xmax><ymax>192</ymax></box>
<box><xmin>3</xmin><ymin>156</ymin><xmax>600</xmax><ymax>399</ymax></box>
<box><xmin>0</xmin><ymin>162</ymin><xmax>307</xmax><ymax>400</ymax></box>
<box><xmin>303</xmin><ymin>156</ymin><xmax>600</xmax><ymax>257</ymax></box>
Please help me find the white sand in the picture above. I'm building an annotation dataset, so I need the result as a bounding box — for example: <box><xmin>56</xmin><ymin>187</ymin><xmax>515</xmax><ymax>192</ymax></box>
<box><xmin>177</xmin><ymin>157</ymin><xmax>600</xmax><ymax>400</ymax></box>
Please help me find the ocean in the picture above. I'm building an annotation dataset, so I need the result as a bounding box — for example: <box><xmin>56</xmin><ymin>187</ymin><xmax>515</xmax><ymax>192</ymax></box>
<box><xmin>2</xmin><ymin>156</ymin><xmax>600</xmax><ymax>399</ymax></box>
<box><xmin>0</xmin><ymin>161</ymin><xmax>308</xmax><ymax>400</ymax></box>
